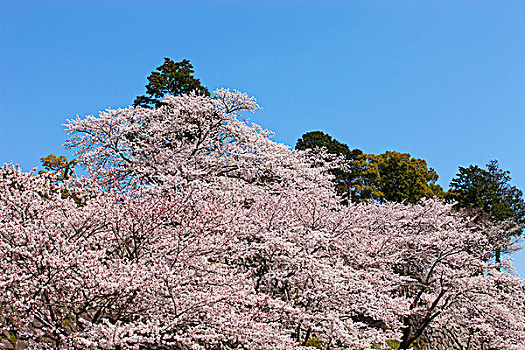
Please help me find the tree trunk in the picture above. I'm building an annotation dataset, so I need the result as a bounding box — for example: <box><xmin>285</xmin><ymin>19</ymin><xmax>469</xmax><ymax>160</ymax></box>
<box><xmin>495</xmin><ymin>248</ymin><xmax>501</xmax><ymax>271</ymax></box>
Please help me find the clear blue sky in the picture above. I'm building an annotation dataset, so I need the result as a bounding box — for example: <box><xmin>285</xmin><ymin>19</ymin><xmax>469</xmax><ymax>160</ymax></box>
<box><xmin>2</xmin><ymin>0</ymin><xmax>525</xmax><ymax>273</ymax></box>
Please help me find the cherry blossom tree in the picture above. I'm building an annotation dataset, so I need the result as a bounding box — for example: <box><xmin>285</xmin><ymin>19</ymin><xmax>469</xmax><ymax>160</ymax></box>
<box><xmin>0</xmin><ymin>166</ymin><xmax>304</xmax><ymax>349</ymax></box>
<box><xmin>64</xmin><ymin>89</ymin><xmax>335</xmax><ymax>193</ymax></box>
<box><xmin>0</xmin><ymin>165</ymin><xmax>398</xmax><ymax>349</ymax></box>
<box><xmin>2</xmin><ymin>90</ymin><xmax>525</xmax><ymax>349</ymax></box>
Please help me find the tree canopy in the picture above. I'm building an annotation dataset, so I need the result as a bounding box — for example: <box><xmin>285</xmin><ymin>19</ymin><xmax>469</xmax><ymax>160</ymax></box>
<box><xmin>448</xmin><ymin>160</ymin><xmax>525</xmax><ymax>264</ymax></box>
<box><xmin>296</xmin><ymin>131</ymin><xmax>362</xmax><ymax>160</ymax></box>
<box><xmin>295</xmin><ymin>132</ymin><xmax>444</xmax><ymax>204</ymax></box>
<box><xmin>448</xmin><ymin>160</ymin><xmax>525</xmax><ymax>225</ymax></box>
<box><xmin>134</xmin><ymin>58</ymin><xmax>210</xmax><ymax>108</ymax></box>
<box><xmin>3</xmin><ymin>67</ymin><xmax>525</xmax><ymax>349</ymax></box>
<box><xmin>373</xmin><ymin>151</ymin><xmax>444</xmax><ymax>204</ymax></box>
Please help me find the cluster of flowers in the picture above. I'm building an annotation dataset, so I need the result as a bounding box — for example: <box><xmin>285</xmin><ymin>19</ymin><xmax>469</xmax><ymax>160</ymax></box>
<box><xmin>1</xmin><ymin>90</ymin><xmax>524</xmax><ymax>349</ymax></box>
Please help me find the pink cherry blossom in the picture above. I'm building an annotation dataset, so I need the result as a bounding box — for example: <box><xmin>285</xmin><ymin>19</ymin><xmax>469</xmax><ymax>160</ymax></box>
<box><xmin>1</xmin><ymin>90</ymin><xmax>524</xmax><ymax>349</ymax></box>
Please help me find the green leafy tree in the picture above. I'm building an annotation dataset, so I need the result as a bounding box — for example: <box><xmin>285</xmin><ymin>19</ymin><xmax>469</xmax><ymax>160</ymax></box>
<box><xmin>134</xmin><ymin>58</ymin><xmax>210</xmax><ymax>108</ymax></box>
<box><xmin>448</xmin><ymin>160</ymin><xmax>525</xmax><ymax>264</ymax></box>
<box><xmin>295</xmin><ymin>132</ymin><xmax>444</xmax><ymax>204</ymax></box>
<box><xmin>344</xmin><ymin>153</ymin><xmax>383</xmax><ymax>202</ymax></box>
<box><xmin>373</xmin><ymin>151</ymin><xmax>444</xmax><ymax>204</ymax></box>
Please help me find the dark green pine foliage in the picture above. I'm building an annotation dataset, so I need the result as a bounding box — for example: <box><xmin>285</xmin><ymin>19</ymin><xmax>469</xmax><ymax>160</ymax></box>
<box><xmin>134</xmin><ymin>58</ymin><xmax>210</xmax><ymax>109</ymax></box>
<box><xmin>296</xmin><ymin>131</ymin><xmax>363</xmax><ymax>202</ymax></box>
<box><xmin>448</xmin><ymin>160</ymin><xmax>525</xmax><ymax>264</ymax></box>
<box><xmin>449</xmin><ymin>160</ymin><xmax>525</xmax><ymax>224</ymax></box>
<box><xmin>296</xmin><ymin>131</ymin><xmax>363</xmax><ymax>160</ymax></box>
